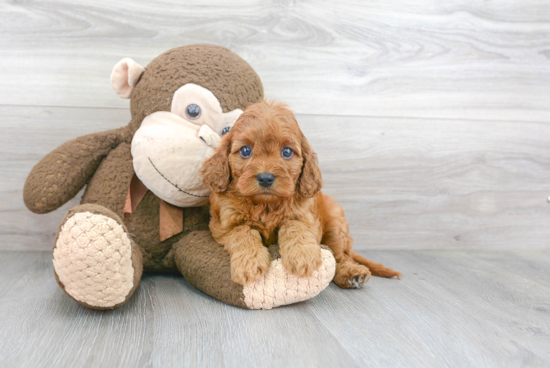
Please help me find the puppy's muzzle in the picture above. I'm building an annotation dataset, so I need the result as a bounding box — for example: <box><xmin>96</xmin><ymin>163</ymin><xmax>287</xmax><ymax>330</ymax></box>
<box><xmin>256</xmin><ymin>172</ymin><xmax>275</xmax><ymax>188</ymax></box>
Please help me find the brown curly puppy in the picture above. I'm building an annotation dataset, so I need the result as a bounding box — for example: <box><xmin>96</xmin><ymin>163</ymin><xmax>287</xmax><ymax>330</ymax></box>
<box><xmin>200</xmin><ymin>100</ymin><xmax>401</xmax><ymax>287</ymax></box>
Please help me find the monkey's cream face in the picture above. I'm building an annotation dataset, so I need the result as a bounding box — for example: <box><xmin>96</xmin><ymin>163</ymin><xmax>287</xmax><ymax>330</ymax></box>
<box><xmin>131</xmin><ymin>83</ymin><xmax>242</xmax><ymax>207</ymax></box>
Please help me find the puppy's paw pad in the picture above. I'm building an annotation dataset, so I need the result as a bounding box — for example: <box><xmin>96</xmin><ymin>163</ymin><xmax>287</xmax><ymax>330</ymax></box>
<box><xmin>347</xmin><ymin>274</ymin><xmax>370</xmax><ymax>289</ymax></box>
<box><xmin>334</xmin><ymin>264</ymin><xmax>371</xmax><ymax>289</ymax></box>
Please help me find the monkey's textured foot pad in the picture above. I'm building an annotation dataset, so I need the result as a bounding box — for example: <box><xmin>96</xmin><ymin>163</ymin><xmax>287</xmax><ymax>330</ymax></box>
<box><xmin>243</xmin><ymin>248</ymin><xmax>336</xmax><ymax>309</ymax></box>
<box><xmin>53</xmin><ymin>204</ymin><xmax>142</xmax><ymax>310</ymax></box>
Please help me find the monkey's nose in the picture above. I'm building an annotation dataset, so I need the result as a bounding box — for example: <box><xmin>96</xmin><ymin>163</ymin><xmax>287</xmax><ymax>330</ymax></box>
<box><xmin>256</xmin><ymin>172</ymin><xmax>275</xmax><ymax>188</ymax></box>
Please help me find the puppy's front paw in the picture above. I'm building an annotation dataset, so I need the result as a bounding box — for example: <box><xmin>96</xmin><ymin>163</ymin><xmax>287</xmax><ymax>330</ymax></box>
<box><xmin>282</xmin><ymin>243</ymin><xmax>323</xmax><ymax>278</ymax></box>
<box><xmin>230</xmin><ymin>246</ymin><xmax>271</xmax><ymax>286</ymax></box>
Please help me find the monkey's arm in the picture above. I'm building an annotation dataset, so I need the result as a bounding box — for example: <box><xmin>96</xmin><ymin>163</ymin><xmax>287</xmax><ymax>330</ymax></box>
<box><xmin>23</xmin><ymin>127</ymin><xmax>131</xmax><ymax>214</ymax></box>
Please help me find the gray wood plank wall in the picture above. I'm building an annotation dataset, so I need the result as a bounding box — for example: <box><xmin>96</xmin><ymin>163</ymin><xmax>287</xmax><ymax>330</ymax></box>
<box><xmin>1</xmin><ymin>0</ymin><xmax>549</xmax><ymax>251</ymax></box>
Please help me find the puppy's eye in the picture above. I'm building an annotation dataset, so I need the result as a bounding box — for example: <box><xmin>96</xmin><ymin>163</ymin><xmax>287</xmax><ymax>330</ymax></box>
<box><xmin>240</xmin><ymin>146</ymin><xmax>252</xmax><ymax>158</ymax></box>
<box><xmin>186</xmin><ymin>104</ymin><xmax>201</xmax><ymax>119</ymax></box>
<box><xmin>222</xmin><ymin>126</ymin><xmax>231</xmax><ymax>135</ymax></box>
<box><xmin>281</xmin><ymin>147</ymin><xmax>293</xmax><ymax>159</ymax></box>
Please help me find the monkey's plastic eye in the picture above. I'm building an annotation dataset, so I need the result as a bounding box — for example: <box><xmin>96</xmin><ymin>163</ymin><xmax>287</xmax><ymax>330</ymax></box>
<box><xmin>186</xmin><ymin>104</ymin><xmax>201</xmax><ymax>119</ymax></box>
<box><xmin>222</xmin><ymin>126</ymin><xmax>231</xmax><ymax>135</ymax></box>
<box><xmin>281</xmin><ymin>147</ymin><xmax>293</xmax><ymax>159</ymax></box>
<box><xmin>240</xmin><ymin>146</ymin><xmax>252</xmax><ymax>158</ymax></box>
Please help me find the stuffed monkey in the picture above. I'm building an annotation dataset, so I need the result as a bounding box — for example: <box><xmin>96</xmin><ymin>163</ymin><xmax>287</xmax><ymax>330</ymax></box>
<box><xmin>23</xmin><ymin>45</ymin><xmax>335</xmax><ymax>310</ymax></box>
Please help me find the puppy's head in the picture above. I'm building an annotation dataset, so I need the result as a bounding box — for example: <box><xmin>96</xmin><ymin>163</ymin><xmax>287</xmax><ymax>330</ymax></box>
<box><xmin>200</xmin><ymin>100</ymin><xmax>322</xmax><ymax>202</ymax></box>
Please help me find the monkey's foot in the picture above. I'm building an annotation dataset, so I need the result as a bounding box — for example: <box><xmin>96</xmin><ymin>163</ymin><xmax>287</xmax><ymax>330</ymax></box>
<box><xmin>53</xmin><ymin>204</ymin><xmax>142</xmax><ymax>310</ymax></box>
<box><xmin>242</xmin><ymin>247</ymin><xmax>336</xmax><ymax>309</ymax></box>
<box><xmin>174</xmin><ymin>231</ymin><xmax>336</xmax><ymax>310</ymax></box>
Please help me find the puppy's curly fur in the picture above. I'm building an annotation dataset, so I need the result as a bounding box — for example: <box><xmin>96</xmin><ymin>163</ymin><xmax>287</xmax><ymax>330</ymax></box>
<box><xmin>200</xmin><ymin>101</ymin><xmax>401</xmax><ymax>287</ymax></box>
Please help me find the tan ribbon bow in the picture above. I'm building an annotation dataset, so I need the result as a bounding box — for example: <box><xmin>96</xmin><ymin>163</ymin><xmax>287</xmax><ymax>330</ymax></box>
<box><xmin>124</xmin><ymin>174</ymin><xmax>184</xmax><ymax>241</ymax></box>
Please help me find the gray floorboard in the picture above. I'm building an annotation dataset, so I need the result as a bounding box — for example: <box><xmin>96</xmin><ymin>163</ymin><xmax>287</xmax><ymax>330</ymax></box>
<box><xmin>0</xmin><ymin>250</ymin><xmax>548</xmax><ymax>368</ymax></box>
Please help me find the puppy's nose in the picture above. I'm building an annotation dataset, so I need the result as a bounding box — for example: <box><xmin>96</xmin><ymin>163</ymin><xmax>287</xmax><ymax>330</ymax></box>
<box><xmin>257</xmin><ymin>172</ymin><xmax>275</xmax><ymax>188</ymax></box>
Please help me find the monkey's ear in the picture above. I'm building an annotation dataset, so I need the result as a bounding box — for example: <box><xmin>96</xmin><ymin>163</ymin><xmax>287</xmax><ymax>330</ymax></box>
<box><xmin>110</xmin><ymin>58</ymin><xmax>145</xmax><ymax>99</ymax></box>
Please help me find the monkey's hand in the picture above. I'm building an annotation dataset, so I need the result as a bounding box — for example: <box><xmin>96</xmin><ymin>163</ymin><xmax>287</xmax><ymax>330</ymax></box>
<box><xmin>23</xmin><ymin>127</ymin><xmax>131</xmax><ymax>214</ymax></box>
<box><xmin>198</xmin><ymin>124</ymin><xmax>221</xmax><ymax>149</ymax></box>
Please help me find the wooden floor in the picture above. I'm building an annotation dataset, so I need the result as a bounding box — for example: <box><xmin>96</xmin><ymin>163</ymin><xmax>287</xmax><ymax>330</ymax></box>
<box><xmin>1</xmin><ymin>250</ymin><xmax>549</xmax><ymax>368</ymax></box>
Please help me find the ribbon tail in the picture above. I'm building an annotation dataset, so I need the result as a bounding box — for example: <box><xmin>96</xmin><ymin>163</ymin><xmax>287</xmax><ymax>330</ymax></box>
<box><xmin>124</xmin><ymin>174</ymin><xmax>149</xmax><ymax>218</ymax></box>
<box><xmin>159</xmin><ymin>199</ymin><xmax>184</xmax><ymax>242</ymax></box>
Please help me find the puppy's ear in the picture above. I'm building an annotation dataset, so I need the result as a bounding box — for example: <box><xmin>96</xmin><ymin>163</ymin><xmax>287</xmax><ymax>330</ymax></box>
<box><xmin>200</xmin><ymin>134</ymin><xmax>232</xmax><ymax>193</ymax></box>
<box><xmin>296</xmin><ymin>134</ymin><xmax>323</xmax><ymax>197</ymax></box>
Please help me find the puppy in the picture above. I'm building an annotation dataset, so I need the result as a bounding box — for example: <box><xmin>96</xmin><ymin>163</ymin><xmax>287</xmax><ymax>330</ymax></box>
<box><xmin>200</xmin><ymin>100</ymin><xmax>401</xmax><ymax>287</ymax></box>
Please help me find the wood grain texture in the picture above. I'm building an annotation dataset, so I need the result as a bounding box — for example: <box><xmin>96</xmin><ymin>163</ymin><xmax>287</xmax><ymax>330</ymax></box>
<box><xmin>0</xmin><ymin>250</ymin><xmax>549</xmax><ymax>368</ymax></box>
<box><xmin>0</xmin><ymin>0</ymin><xmax>549</xmax><ymax>121</ymax></box>
<box><xmin>3</xmin><ymin>106</ymin><xmax>549</xmax><ymax>251</ymax></box>
<box><xmin>2</xmin><ymin>1</ymin><xmax>549</xmax><ymax>367</ymax></box>
<box><xmin>1</xmin><ymin>1</ymin><xmax>549</xmax><ymax>250</ymax></box>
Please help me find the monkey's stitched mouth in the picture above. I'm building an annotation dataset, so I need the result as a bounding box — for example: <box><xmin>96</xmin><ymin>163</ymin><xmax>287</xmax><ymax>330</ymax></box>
<box><xmin>147</xmin><ymin>157</ymin><xmax>209</xmax><ymax>198</ymax></box>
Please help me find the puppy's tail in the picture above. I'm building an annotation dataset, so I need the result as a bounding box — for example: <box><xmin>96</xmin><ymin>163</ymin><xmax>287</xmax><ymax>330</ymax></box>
<box><xmin>350</xmin><ymin>251</ymin><xmax>402</xmax><ymax>279</ymax></box>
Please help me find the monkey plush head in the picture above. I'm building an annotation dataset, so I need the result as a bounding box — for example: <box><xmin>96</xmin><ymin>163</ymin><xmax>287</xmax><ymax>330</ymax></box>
<box><xmin>111</xmin><ymin>44</ymin><xmax>264</xmax><ymax>207</ymax></box>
